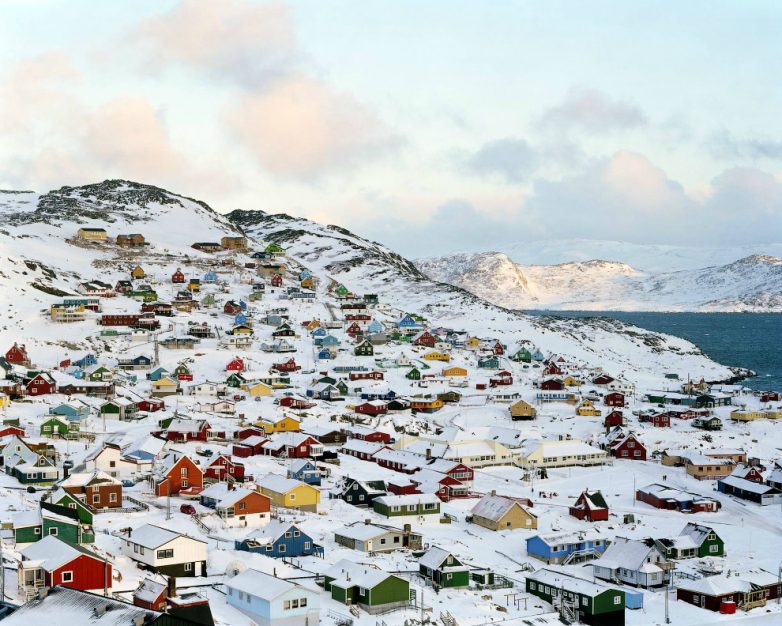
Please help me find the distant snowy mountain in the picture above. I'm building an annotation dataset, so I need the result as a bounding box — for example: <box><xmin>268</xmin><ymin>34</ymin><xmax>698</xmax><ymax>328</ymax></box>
<box><xmin>0</xmin><ymin>180</ymin><xmax>748</xmax><ymax>385</ymax></box>
<box><xmin>416</xmin><ymin>250</ymin><xmax>782</xmax><ymax>312</ymax></box>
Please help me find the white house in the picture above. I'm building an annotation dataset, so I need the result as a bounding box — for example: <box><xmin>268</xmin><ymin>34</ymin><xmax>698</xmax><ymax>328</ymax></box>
<box><xmin>592</xmin><ymin>537</ymin><xmax>671</xmax><ymax>589</ymax></box>
<box><xmin>83</xmin><ymin>442</ymin><xmax>150</xmax><ymax>479</ymax></box>
<box><xmin>226</xmin><ymin>568</ymin><xmax>320</xmax><ymax>626</ymax></box>
<box><xmin>123</xmin><ymin>524</ymin><xmax>207</xmax><ymax>577</ymax></box>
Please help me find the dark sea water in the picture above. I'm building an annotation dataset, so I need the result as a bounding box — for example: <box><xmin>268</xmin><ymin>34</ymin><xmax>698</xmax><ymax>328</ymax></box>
<box><xmin>527</xmin><ymin>311</ymin><xmax>782</xmax><ymax>391</ymax></box>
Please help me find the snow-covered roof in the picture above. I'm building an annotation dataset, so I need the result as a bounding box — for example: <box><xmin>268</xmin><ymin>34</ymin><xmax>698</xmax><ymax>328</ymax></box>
<box><xmin>324</xmin><ymin>559</ymin><xmax>398</xmax><ymax>589</ymax></box>
<box><xmin>471</xmin><ymin>494</ymin><xmax>531</xmax><ymax>521</ymax></box>
<box><xmin>335</xmin><ymin>523</ymin><xmax>397</xmax><ymax>541</ymax></box>
<box><xmin>595</xmin><ymin>537</ymin><xmax>661</xmax><ymax>572</ymax></box>
<box><xmin>227</xmin><ymin>568</ymin><xmax>303</xmax><ymax>600</ymax></box>
<box><xmin>21</xmin><ymin>535</ymin><xmax>91</xmax><ymax>571</ymax></box>
<box><xmin>128</xmin><ymin>524</ymin><xmax>204</xmax><ymax>549</ymax></box>
<box><xmin>256</xmin><ymin>473</ymin><xmax>307</xmax><ymax>494</ymax></box>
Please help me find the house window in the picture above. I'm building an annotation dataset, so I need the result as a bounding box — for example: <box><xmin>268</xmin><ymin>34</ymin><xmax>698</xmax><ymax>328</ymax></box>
<box><xmin>300</xmin><ymin>598</ymin><xmax>307</xmax><ymax>607</ymax></box>
<box><xmin>359</xmin><ymin>588</ymin><xmax>367</xmax><ymax>597</ymax></box>
<box><xmin>291</xmin><ymin>599</ymin><xmax>299</xmax><ymax>608</ymax></box>
<box><xmin>181</xmin><ymin>468</ymin><xmax>188</xmax><ymax>477</ymax></box>
<box><xmin>93</xmin><ymin>495</ymin><xmax>100</xmax><ymax>504</ymax></box>
<box><xmin>49</xmin><ymin>527</ymin><xmax>58</xmax><ymax>536</ymax></box>
<box><xmin>613</xmin><ymin>596</ymin><xmax>621</xmax><ymax>605</ymax></box>
<box><xmin>709</xmin><ymin>545</ymin><xmax>718</xmax><ymax>553</ymax></box>
<box><xmin>582</xmin><ymin>597</ymin><xmax>588</xmax><ymax>606</ymax></box>
<box><xmin>157</xmin><ymin>549</ymin><xmax>174</xmax><ymax>559</ymax></box>
<box><xmin>304</xmin><ymin>541</ymin><xmax>310</xmax><ymax>550</ymax></box>
<box><xmin>293</xmin><ymin>530</ymin><xmax>301</xmax><ymax>537</ymax></box>
<box><xmin>61</xmin><ymin>571</ymin><xmax>73</xmax><ymax>583</ymax></box>
<box><xmin>265</xmin><ymin>545</ymin><xmax>273</xmax><ymax>552</ymax></box>
<box><xmin>285</xmin><ymin>531</ymin><xmax>292</xmax><ymax>538</ymax></box>
<box><xmin>278</xmin><ymin>544</ymin><xmax>286</xmax><ymax>553</ymax></box>
<box><xmin>530</xmin><ymin>582</ymin><xmax>536</xmax><ymax>590</ymax></box>
<box><xmin>184</xmin><ymin>562</ymin><xmax>193</xmax><ymax>572</ymax></box>
<box><xmin>34</xmin><ymin>528</ymin><xmax>41</xmax><ymax>535</ymax></box>
<box><xmin>284</xmin><ymin>601</ymin><xmax>291</xmax><ymax>610</ymax></box>
<box><xmin>289</xmin><ymin>494</ymin><xmax>296</xmax><ymax>501</ymax></box>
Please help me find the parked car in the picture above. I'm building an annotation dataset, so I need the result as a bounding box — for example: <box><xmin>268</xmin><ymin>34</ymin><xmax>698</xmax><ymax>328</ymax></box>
<box><xmin>195</xmin><ymin>446</ymin><xmax>213</xmax><ymax>457</ymax></box>
<box><xmin>121</xmin><ymin>479</ymin><xmax>135</xmax><ymax>488</ymax></box>
<box><xmin>180</xmin><ymin>504</ymin><xmax>196</xmax><ymax>515</ymax></box>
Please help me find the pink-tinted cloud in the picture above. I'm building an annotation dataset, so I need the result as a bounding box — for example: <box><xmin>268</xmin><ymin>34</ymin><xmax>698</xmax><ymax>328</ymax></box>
<box><xmin>541</xmin><ymin>87</ymin><xmax>647</xmax><ymax>133</ymax></box>
<box><xmin>226</xmin><ymin>76</ymin><xmax>400</xmax><ymax>179</ymax></box>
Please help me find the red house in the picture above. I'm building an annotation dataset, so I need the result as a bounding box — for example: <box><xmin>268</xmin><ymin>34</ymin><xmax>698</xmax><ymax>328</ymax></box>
<box><xmin>26</xmin><ymin>372</ymin><xmax>56</xmax><ymax>396</ymax></box>
<box><xmin>223</xmin><ymin>300</ymin><xmax>242</xmax><ymax>315</ymax></box>
<box><xmin>272</xmin><ymin>358</ymin><xmax>300</xmax><ymax>372</ymax></box>
<box><xmin>172</xmin><ymin>268</ymin><xmax>185</xmax><ymax>284</ymax></box>
<box><xmin>354</xmin><ymin>401</ymin><xmax>388</xmax><ymax>416</ymax></box>
<box><xmin>154</xmin><ymin>454</ymin><xmax>203</xmax><ymax>496</ymax></box>
<box><xmin>490</xmin><ymin>371</ymin><xmax>513</xmax><ymax>386</ymax></box>
<box><xmin>345</xmin><ymin>322</ymin><xmax>363</xmax><ymax>336</ymax></box>
<box><xmin>261</xmin><ymin>433</ymin><xmax>323</xmax><ymax>458</ymax></box>
<box><xmin>732</xmin><ymin>464</ymin><xmax>765</xmax><ymax>483</ymax></box>
<box><xmin>412</xmin><ymin>331</ymin><xmax>436</xmax><ymax>348</ymax></box>
<box><xmin>205</xmin><ymin>454</ymin><xmax>247</xmax><ymax>482</ymax></box>
<box><xmin>342</xmin><ymin>426</ymin><xmax>392</xmax><ymax>444</ymax></box>
<box><xmin>279</xmin><ymin>395</ymin><xmax>315</xmax><ymax>409</ymax></box>
<box><xmin>232</xmin><ymin>435</ymin><xmax>269</xmax><ymax>458</ymax></box>
<box><xmin>604</xmin><ymin>392</ymin><xmax>625</xmax><ymax>407</ymax></box>
<box><xmin>641</xmin><ymin>412</ymin><xmax>671</xmax><ymax>428</ymax></box>
<box><xmin>349</xmin><ymin>371</ymin><xmax>384</xmax><ymax>381</ymax></box>
<box><xmin>0</xmin><ymin>425</ymin><xmax>25</xmax><ymax>438</ymax></box>
<box><xmin>134</xmin><ymin>578</ymin><xmax>168</xmax><ymax>611</ymax></box>
<box><xmin>6</xmin><ymin>343</ymin><xmax>30</xmax><ymax>366</ymax></box>
<box><xmin>386</xmin><ymin>478</ymin><xmax>421</xmax><ymax>496</ymax></box>
<box><xmin>20</xmin><ymin>536</ymin><xmax>112</xmax><ymax>593</ymax></box>
<box><xmin>138</xmin><ymin>398</ymin><xmax>165</xmax><ymax>412</ymax></box>
<box><xmin>569</xmin><ymin>490</ymin><xmax>609</xmax><ymax>522</ymax></box>
<box><xmin>236</xmin><ymin>426</ymin><xmax>265</xmax><ymax>440</ymax></box>
<box><xmin>492</xmin><ymin>341</ymin><xmax>505</xmax><ymax>355</ymax></box>
<box><xmin>543</xmin><ymin>363</ymin><xmax>563</xmax><ymax>376</ymax></box>
<box><xmin>226</xmin><ymin>357</ymin><xmax>245</xmax><ymax>372</ymax></box>
<box><xmin>271</xmin><ymin>274</ymin><xmax>283</xmax><ymax>287</ymax></box>
<box><xmin>592</xmin><ymin>374</ymin><xmax>615</xmax><ymax>386</ymax></box>
<box><xmin>609</xmin><ymin>433</ymin><xmax>647</xmax><ymax>460</ymax></box>
<box><xmin>604</xmin><ymin>410</ymin><xmax>625</xmax><ymax>427</ymax></box>
<box><xmin>165</xmin><ymin>418</ymin><xmax>210</xmax><ymax>442</ymax></box>
<box><xmin>540</xmin><ymin>378</ymin><xmax>564</xmax><ymax>391</ymax></box>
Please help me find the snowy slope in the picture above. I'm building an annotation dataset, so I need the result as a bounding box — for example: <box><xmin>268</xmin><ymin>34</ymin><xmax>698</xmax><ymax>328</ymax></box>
<box><xmin>228</xmin><ymin>210</ymin><xmax>743</xmax><ymax>385</ymax></box>
<box><xmin>416</xmin><ymin>251</ymin><xmax>782</xmax><ymax>312</ymax></box>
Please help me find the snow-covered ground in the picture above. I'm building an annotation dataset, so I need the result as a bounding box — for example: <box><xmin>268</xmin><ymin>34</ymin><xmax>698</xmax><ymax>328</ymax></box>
<box><xmin>0</xmin><ymin>180</ymin><xmax>777</xmax><ymax>626</ymax></box>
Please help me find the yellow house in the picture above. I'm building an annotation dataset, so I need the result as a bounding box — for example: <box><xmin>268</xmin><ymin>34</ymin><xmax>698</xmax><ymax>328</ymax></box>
<box><xmin>244</xmin><ymin>381</ymin><xmax>273</xmax><ymax>397</ymax></box>
<box><xmin>0</xmin><ymin>393</ymin><xmax>10</xmax><ymax>409</ymax></box>
<box><xmin>576</xmin><ymin>400</ymin><xmax>602</xmax><ymax>417</ymax></box>
<box><xmin>442</xmin><ymin>366</ymin><xmax>467</xmax><ymax>377</ymax></box>
<box><xmin>76</xmin><ymin>227</ymin><xmax>107</xmax><ymax>241</ymax></box>
<box><xmin>50</xmin><ymin>304</ymin><xmax>86</xmax><ymax>323</ymax></box>
<box><xmin>765</xmin><ymin>409</ymin><xmax>782</xmax><ymax>419</ymax></box>
<box><xmin>151</xmin><ymin>377</ymin><xmax>180</xmax><ymax>397</ymax></box>
<box><xmin>424</xmin><ymin>351</ymin><xmax>451</xmax><ymax>362</ymax></box>
<box><xmin>131</xmin><ymin>265</ymin><xmax>145</xmax><ymax>279</ymax></box>
<box><xmin>510</xmin><ymin>399</ymin><xmax>537</xmax><ymax>419</ymax></box>
<box><xmin>466</xmin><ymin>337</ymin><xmax>482</xmax><ymax>349</ymax></box>
<box><xmin>306</xmin><ymin>319</ymin><xmax>321</xmax><ymax>331</ymax></box>
<box><xmin>730</xmin><ymin>409</ymin><xmax>766</xmax><ymax>422</ymax></box>
<box><xmin>255</xmin><ymin>415</ymin><xmax>301</xmax><ymax>434</ymax></box>
<box><xmin>301</xmin><ymin>277</ymin><xmax>315</xmax><ymax>290</ymax></box>
<box><xmin>188</xmin><ymin>278</ymin><xmax>201</xmax><ymax>293</ymax></box>
<box><xmin>563</xmin><ymin>375</ymin><xmax>582</xmax><ymax>387</ymax></box>
<box><xmin>232</xmin><ymin>325</ymin><xmax>253</xmax><ymax>335</ymax></box>
<box><xmin>409</xmin><ymin>397</ymin><xmax>444</xmax><ymax>412</ymax></box>
<box><xmin>257</xmin><ymin>476</ymin><xmax>320</xmax><ymax>512</ymax></box>
<box><xmin>470</xmin><ymin>493</ymin><xmax>537</xmax><ymax>531</ymax></box>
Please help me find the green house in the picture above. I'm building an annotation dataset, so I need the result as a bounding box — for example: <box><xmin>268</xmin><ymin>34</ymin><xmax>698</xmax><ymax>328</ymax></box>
<box><xmin>335</xmin><ymin>285</ymin><xmax>349</xmax><ymax>296</ymax></box>
<box><xmin>50</xmin><ymin>489</ymin><xmax>94</xmax><ymax>525</ymax></box>
<box><xmin>511</xmin><ymin>348</ymin><xmax>532</xmax><ymax>363</ymax></box>
<box><xmin>478</xmin><ymin>356</ymin><xmax>500</xmax><ymax>369</ymax></box>
<box><xmin>13</xmin><ymin>502</ymin><xmax>94</xmax><ymax>546</ymax></box>
<box><xmin>225</xmin><ymin>373</ymin><xmax>246</xmax><ymax>388</ymax></box>
<box><xmin>419</xmin><ymin>547</ymin><xmax>470</xmax><ymax>589</ymax></box>
<box><xmin>323</xmin><ymin>559</ymin><xmax>411</xmax><ymax>614</ymax></box>
<box><xmin>659</xmin><ymin>523</ymin><xmax>725</xmax><ymax>559</ymax></box>
<box><xmin>373</xmin><ymin>494</ymin><xmax>441</xmax><ymax>518</ymax></box>
<box><xmin>173</xmin><ymin>363</ymin><xmax>191</xmax><ymax>377</ymax></box>
<box><xmin>264</xmin><ymin>242</ymin><xmax>285</xmax><ymax>254</ymax></box>
<box><xmin>201</xmin><ymin>293</ymin><xmax>216</xmax><ymax>307</ymax></box>
<box><xmin>354</xmin><ymin>340</ymin><xmax>374</xmax><ymax>357</ymax></box>
<box><xmin>249</xmin><ymin>291</ymin><xmax>263</xmax><ymax>301</ymax></box>
<box><xmin>335</xmin><ymin>380</ymin><xmax>349</xmax><ymax>395</ymax></box>
<box><xmin>406</xmin><ymin>367</ymin><xmax>421</xmax><ymax>381</ymax></box>
<box><xmin>526</xmin><ymin>569</ymin><xmax>625</xmax><ymax>626</ymax></box>
<box><xmin>87</xmin><ymin>366</ymin><xmax>112</xmax><ymax>382</ymax></box>
<box><xmin>39</xmin><ymin>416</ymin><xmax>71</xmax><ymax>437</ymax></box>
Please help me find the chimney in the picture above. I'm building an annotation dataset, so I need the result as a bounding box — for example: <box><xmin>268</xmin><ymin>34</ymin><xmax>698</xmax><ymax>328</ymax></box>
<box><xmin>364</xmin><ymin>518</ymin><xmax>371</xmax><ymax>525</ymax></box>
<box><xmin>167</xmin><ymin>576</ymin><xmax>176</xmax><ymax>600</ymax></box>
<box><xmin>426</xmin><ymin>448</ymin><xmax>432</xmax><ymax>460</ymax></box>
<box><xmin>491</xmin><ymin>490</ymin><xmax>496</xmax><ymax>497</ymax></box>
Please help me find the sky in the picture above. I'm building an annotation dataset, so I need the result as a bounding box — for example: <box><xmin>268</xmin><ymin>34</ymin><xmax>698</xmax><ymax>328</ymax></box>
<box><xmin>1</xmin><ymin>0</ymin><xmax>781</xmax><ymax>257</ymax></box>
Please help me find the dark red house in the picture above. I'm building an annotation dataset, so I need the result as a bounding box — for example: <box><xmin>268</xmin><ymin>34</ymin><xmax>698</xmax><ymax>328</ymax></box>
<box><xmin>232</xmin><ymin>436</ymin><xmax>269</xmax><ymax>458</ymax></box>
<box><xmin>604</xmin><ymin>410</ymin><xmax>625</xmax><ymax>427</ymax></box>
<box><xmin>27</xmin><ymin>373</ymin><xmax>56</xmax><ymax>396</ymax></box>
<box><xmin>412</xmin><ymin>331</ymin><xmax>436</xmax><ymax>348</ymax></box>
<box><xmin>21</xmin><ymin>536</ymin><xmax>112</xmax><ymax>593</ymax></box>
<box><xmin>609</xmin><ymin>433</ymin><xmax>647</xmax><ymax>460</ymax></box>
<box><xmin>492</xmin><ymin>340</ymin><xmax>505</xmax><ymax>355</ymax></box>
<box><xmin>205</xmin><ymin>454</ymin><xmax>247</xmax><ymax>482</ymax></box>
<box><xmin>165</xmin><ymin>419</ymin><xmax>210</xmax><ymax>442</ymax></box>
<box><xmin>172</xmin><ymin>268</ymin><xmax>185</xmax><ymax>284</ymax></box>
<box><xmin>592</xmin><ymin>374</ymin><xmax>615</xmax><ymax>385</ymax></box>
<box><xmin>271</xmin><ymin>274</ymin><xmax>283</xmax><ymax>287</ymax></box>
<box><xmin>354</xmin><ymin>401</ymin><xmax>388</xmax><ymax>416</ymax></box>
<box><xmin>540</xmin><ymin>378</ymin><xmax>564</xmax><ymax>391</ymax></box>
<box><xmin>223</xmin><ymin>300</ymin><xmax>242</xmax><ymax>315</ymax></box>
<box><xmin>138</xmin><ymin>398</ymin><xmax>165</xmax><ymax>412</ymax></box>
<box><xmin>345</xmin><ymin>322</ymin><xmax>363</xmax><ymax>336</ymax></box>
<box><xmin>604</xmin><ymin>392</ymin><xmax>625</xmax><ymax>407</ymax></box>
<box><xmin>349</xmin><ymin>371</ymin><xmax>384</xmax><ymax>381</ymax></box>
<box><xmin>279</xmin><ymin>395</ymin><xmax>315</xmax><ymax>409</ymax></box>
<box><xmin>6</xmin><ymin>343</ymin><xmax>30</xmax><ymax>366</ymax></box>
<box><xmin>272</xmin><ymin>358</ymin><xmax>300</xmax><ymax>372</ymax></box>
<box><xmin>261</xmin><ymin>433</ymin><xmax>322</xmax><ymax>458</ymax></box>
<box><xmin>641</xmin><ymin>412</ymin><xmax>671</xmax><ymax>428</ymax></box>
<box><xmin>569</xmin><ymin>490</ymin><xmax>609</xmax><ymax>522</ymax></box>
<box><xmin>543</xmin><ymin>363</ymin><xmax>563</xmax><ymax>376</ymax></box>
<box><xmin>732</xmin><ymin>465</ymin><xmax>765</xmax><ymax>483</ymax></box>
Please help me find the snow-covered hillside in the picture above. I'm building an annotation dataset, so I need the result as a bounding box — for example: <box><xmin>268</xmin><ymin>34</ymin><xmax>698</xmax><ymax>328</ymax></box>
<box><xmin>0</xmin><ymin>180</ymin><xmax>746</xmax><ymax>387</ymax></box>
<box><xmin>416</xmin><ymin>251</ymin><xmax>782</xmax><ymax>312</ymax></box>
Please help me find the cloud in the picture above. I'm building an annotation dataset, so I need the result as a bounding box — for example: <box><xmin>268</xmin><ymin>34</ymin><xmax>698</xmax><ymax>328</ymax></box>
<box><xmin>708</xmin><ymin>130</ymin><xmax>782</xmax><ymax>162</ymax></box>
<box><xmin>540</xmin><ymin>87</ymin><xmax>647</xmax><ymax>134</ymax></box>
<box><xmin>134</xmin><ymin>0</ymin><xmax>297</xmax><ymax>87</ymax></box>
<box><xmin>225</xmin><ymin>76</ymin><xmax>400</xmax><ymax>179</ymax></box>
<box><xmin>465</xmin><ymin>138</ymin><xmax>538</xmax><ymax>183</ymax></box>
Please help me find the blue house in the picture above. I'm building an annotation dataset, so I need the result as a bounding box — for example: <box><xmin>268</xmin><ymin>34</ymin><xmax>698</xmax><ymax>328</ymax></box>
<box><xmin>311</xmin><ymin>327</ymin><xmax>326</xmax><ymax>338</ymax></box>
<box><xmin>147</xmin><ymin>367</ymin><xmax>170</xmax><ymax>382</ymax></box>
<box><xmin>49</xmin><ymin>402</ymin><xmax>89</xmax><ymax>421</ymax></box>
<box><xmin>65</xmin><ymin>366</ymin><xmax>85</xmax><ymax>379</ymax></box>
<box><xmin>396</xmin><ymin>314</ymin><xmax>421</xmax><ymax>329</ymax></box>
<box><xmin>531</xmin><ymin>349</ymin><xmax>545</xmax><ymax>362</ymax></box>
<box><xmin>226</xmin><ymin>569</ymin><xmax>320</xmax><ymax>626</ymax></box>
<box><xmin>73</xmin><ymin>354</ymin><xmax>97</xmax><ymax>368</ymax></box>
<box><xmin>299</xmin><ymin>270</ymin><xmax>312</xmax><ymax>281</ymax></box>
<box><xmin>235</xmin><ymin>521</ymin><xmax>323</xmax><ymax>558</ymax></box>
<box><xmin>526</xmin><ymin>532</ymin><xmax>608</xmax><ymax>565</ymax></box>
<box><xmin>318</xmin><ymin>348</ymin><xmax>335</xmax><ymax>360</ymax></box>
<box><xmin>239</xmin><ymin>300</ymin><xmax>247</xmax><ymax>310</ymax></box>
<box><xmin>235</xmin><ymin>312</ymin><xmax>248</xmax><ymax>325</ymax></box>
<box><xmin>203</xmin><ymin>270</ymin><xmax>218</xmax><ymax>283</ymax></box>
<box><xmin>321</xmin><ymin>335</ymin><xmax>340</xmax><ymax>347</ymax></box>
<box><xmin>288</xmin><ymin>460</ymin><xmax>321</xmax><ymax>486</ymax></box>
<box><xmin>360</xmin><ymin>390</ymin><xmax>397</xmax><ymax>401</ymax></box>
<box><xmin>367</xmin><ymin>320</ymin><xmax>383</xmax><ymax>334</ymax></box>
